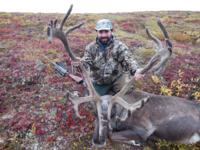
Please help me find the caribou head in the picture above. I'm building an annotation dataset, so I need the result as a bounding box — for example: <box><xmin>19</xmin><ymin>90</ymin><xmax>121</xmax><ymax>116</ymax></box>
<box><xmin>47</xmin><ymin>5</ymin><xmax>172</xmax><ymax>147</ymax></box>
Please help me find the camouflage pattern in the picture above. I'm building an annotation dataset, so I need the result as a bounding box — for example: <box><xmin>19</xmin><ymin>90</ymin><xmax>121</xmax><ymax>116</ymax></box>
<box><xmin>81</xmin><ymin>37</ymin><xmax>139</xmax><ymax>85</ymax></box>
<box><xmin>95</xmin><ymin>19</ymin><xmax>113</xmax><ymax>31</ymax></box>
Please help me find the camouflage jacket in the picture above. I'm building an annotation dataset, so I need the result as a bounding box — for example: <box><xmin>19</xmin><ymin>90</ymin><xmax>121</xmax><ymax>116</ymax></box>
<box><xmin>81</xmin><ymin>37</ymin><xmax>139</xmax><ymax>84</ymax></box>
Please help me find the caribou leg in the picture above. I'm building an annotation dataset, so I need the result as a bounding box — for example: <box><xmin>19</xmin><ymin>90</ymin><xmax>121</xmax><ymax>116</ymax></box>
<box><xmin>109</xmin><ymin>130</ymin><xmax>147</xmax><ymax>147</ymax></box>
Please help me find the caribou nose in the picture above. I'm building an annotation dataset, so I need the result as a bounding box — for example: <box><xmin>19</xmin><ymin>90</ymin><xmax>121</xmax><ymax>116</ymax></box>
<box><xmin>92</xmin><ymin>139</ymin><xmax>106</xmax><ymax>148</ymax></box>
<box><xmin>92</xmin><ymin>132</ymin><xmax>106</xmax><ymax>148</ymax></box>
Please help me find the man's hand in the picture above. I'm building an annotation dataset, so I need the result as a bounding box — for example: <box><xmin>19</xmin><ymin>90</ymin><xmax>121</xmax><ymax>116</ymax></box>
<box><xmin>133</xmin><ymin>69</ymin><xmax>144</xmax><ymax>80</ymax></box>
<box><xmin>134</xmin><ymin>73</ymin><xmax>144</xmax><ymax>80</ymax></box>
<box><xmin>71</xmin><ymin>57</ymin><xmax>81</xmax><ymax>64</ymax></box>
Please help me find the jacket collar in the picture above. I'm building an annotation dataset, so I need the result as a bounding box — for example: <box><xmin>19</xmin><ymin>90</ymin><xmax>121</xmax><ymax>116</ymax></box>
<box><xmin>96</xmin><ymin>36</ymin><xmax>114</xmax><ymax>50</ymax></box>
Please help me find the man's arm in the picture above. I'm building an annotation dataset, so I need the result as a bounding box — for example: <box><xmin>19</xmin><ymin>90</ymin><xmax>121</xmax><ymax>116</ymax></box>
<box><xmin>117</xmin><ymin>43</ymin><xmax>138</xmax><ymax>75</ymax></box>
<box><xmin>81</xmin><ymin>44</ymin><xmax>101</xmax><ymax>70</ymax></box>
<box><xmin>81</xmin><ymin>44</ymin><xmax>95</xmax><ymax>69</ymax></box>
<box><xmin>117</xmin><ymin>43</ymin><xmax>144</xmax><ymax>80</ymax></box>
<box><xmin>81</xmin><ymin>43</ymin><xmax>105</xmax><ymax>71</ymax></box>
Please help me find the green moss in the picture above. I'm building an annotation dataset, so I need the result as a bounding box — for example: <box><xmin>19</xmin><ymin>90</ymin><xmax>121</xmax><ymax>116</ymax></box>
<box><xmin>3</xmin><ymin>138</ymin><xmax>24</xmax><ymax>150</ymax></box>
<box><xmin>155</xmin><ymin>140</ymin><xmax>200</xmax><ymax>150</ymax></box>
<box><xmin>0</xmin><ymin>18</ymin><xmax>11</xmax><ymax>27</ymax></box>
<box><xmin>134</xmin><ymin>47</ymin><xmax>155</xmax><ymax>64</ymax></box>
<box><xmin>192</xmin><ymin>48</ymin><xmax>200</xmax><ymax>54</ymax></box>
<box><xmin>0</xmin><ymin>12</ymin><xmax>12</xmax><ymax>17</ymax></box>
<box><xmin>70</xmin><ymin>133</ymin><xmax>93</xmax><ymax>150</ymax></box>
<box><xmin>47</xmin><ymin>49</ymin><xmax>60</xmax><ymax>55</ymax></box>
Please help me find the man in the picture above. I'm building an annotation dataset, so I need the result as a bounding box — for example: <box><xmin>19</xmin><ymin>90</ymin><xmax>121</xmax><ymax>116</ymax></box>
<box><xmin>81</xmin><ymin>19</ymin><xmax>143</xmax><ymax>96</ymax></box>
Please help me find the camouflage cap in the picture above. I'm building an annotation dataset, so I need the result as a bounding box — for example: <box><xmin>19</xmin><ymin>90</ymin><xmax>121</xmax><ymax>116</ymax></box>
<box><xmin>95</xmin><ymin>19</ymin><xmax>113</xmax><ymax>31</ymax></box>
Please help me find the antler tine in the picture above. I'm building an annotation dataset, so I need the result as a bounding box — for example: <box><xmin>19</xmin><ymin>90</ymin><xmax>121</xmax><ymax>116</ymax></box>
<box><xmin>149</xmin><ymin>19</ymin><xmax>172</xmax><ymax>74</ymax></box>
<box><xmin>61</xmin><ymin>22</ymin><xmax>84</xmax><ymax>61</ymax></box>
<box><xmin>139</xmin><ymin>54</ymin><xmax>160</xmax><ymax>74</ymax></box>
<box><xmin>54</xmin><ymin>19</ymin><xmax>58</xmax><ymax>28</ymax></box>
<box><xmin>157</xmin><ymin>18</ymin><xmax>173</xmax><ymax>51</ymax></box>
<box><xmin>79</xmin><ymin>64</ymin><xmax>101</xmax><ymax>98</ymax></box>
<box><xmin>157</xmin><ymin>18</ymin><xmax>169</xmax><ymax>39</ymax></box>
<box><xmin>65</xmin><ymin>22</ymin><xmax>84</xmax><ymax>35</ymax></box>
<box><xmin>50</xmin><ymin>20</ymin><xmax>53</xmax><ymax>26</ymax></box>
<box><xmin>107</xmin><ymin>96</ymin><xmax>149</xmax><ymax>128</ymax></box>
<box><xmin>69</xmin><ymin>94</ymin><xmax>95</xmax><ymax>118</ymax></box>
<box><xmin>146</xmin><ymin>27</ymin><xmax>163</xmax><ymax>51</ymax></box>
<box><xmin>60</xmin><ymin>4</ymin><xmax>73</xmax><ymax>31</ymax></box>
<box><xmin>61</xmin><ymin>35</ymin><xmax>78</xmax><ymax>61</ymax></box>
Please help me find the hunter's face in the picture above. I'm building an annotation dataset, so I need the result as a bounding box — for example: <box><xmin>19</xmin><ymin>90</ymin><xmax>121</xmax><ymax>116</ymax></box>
<box><xmin>97</xmin><ymin>30</ymin><xmax>112</xmax><ymax>44</ymax></box>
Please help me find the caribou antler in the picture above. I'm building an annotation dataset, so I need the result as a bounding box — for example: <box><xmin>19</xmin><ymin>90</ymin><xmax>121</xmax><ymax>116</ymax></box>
<box><xmin>47</xmin><ymin>5</ymin><xmax>110</xmax><ymax>137</ymax></box>
<box><xmin>106</xmin><ymin>19</ymin><xmax>172</xmax><ymax>122</ymax></box>
<box><xmin>47</xmin><ymin>7</ymin><xmax>172</xmax><ymax>137</ymax></box>
<box><xmin>47</xmin><ymin>4</ymin><xmax>84</xmax><ymax>61</ymax></box>
<box><xmin>47</xmin><ymin>5</ymin><xmax>148</xmax><ymax>138</ymax></box>
<box><xmin>144</xmin><ymin>18</ymin><xmax>172</xmax><ymax>74</ymax></box>
<box><xmin>47</xmin><ymin>4</ymin><xmax>101</xmax><ymax>117</ymax></box>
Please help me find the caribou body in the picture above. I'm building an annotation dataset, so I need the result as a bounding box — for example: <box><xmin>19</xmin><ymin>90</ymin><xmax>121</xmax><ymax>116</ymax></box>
<box><xmin>106</xmin><ymin>90</ymin><xmax>200</xmax><ymax>146</ymax></box>
<box><xmin>47</xmin><ymin>4</ymin><xmax>200</xmax><ymax>148</ymax></box>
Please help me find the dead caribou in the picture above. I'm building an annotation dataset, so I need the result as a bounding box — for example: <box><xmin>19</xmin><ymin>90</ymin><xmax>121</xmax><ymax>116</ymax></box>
<box><xmin>47</xmin><ymin>5</ymin><xmax>200</xmax><ymax>148</ymax></box>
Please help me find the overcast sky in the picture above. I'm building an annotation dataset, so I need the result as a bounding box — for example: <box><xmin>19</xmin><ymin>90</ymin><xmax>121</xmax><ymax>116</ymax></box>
<box><xmin>0</xmin><ymin>0</ymin><xmax>200</xmax><ymax>13</ymax></box>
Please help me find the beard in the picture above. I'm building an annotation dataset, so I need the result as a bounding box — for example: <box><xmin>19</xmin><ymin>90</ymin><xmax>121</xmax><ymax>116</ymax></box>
<box><xmin>99</xmin><ymin>37</ymin><xmax>110</xmax><ymax>44</ymax></box>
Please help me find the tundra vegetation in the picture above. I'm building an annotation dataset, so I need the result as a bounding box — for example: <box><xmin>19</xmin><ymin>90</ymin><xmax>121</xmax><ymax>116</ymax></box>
<box><xmin>0</xmin><ymin>11</ymin><xmax>200</xmax><ymax>149</ymax></box>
